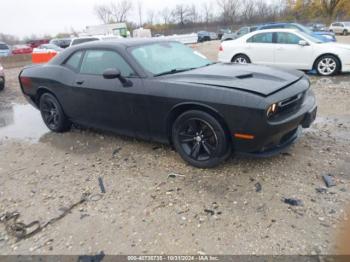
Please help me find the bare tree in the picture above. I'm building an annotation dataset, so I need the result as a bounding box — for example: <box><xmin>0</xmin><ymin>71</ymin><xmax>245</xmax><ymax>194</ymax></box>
<box><xmin>241</xmin><ymin>0</ymin><xmax>257</xmax><ymax>23</ymax></box>
<box><xmin>202</xmin><ymin>1</ymin><xmax>214</xmax><ymax>25</ymax></box>
<box><xmin>94</xmin><ymin>0</ymin><xmax>133</xmax><ymax>24</ymax></box>
<box><xmin>159</xmin><ymin>7</ymin><xmax>172</xmax><ymax>24</ymax></box>
<box><xmin>188</xmin><ymin>4</ymin><xmax>200</xmax><ymax>24</ymax></box>
<box><xmin>255</xmin><ymin>0</ymin><xmax>272</xmax><ymax>21</ymax></box>
<box><xmin>147</xmin><ymin>10</ymin><xmax>156</xmax><ymax>25</ymax></box>
<box><xmin>319</xmin><ymin>0</ymin><xmax>342</xmax><ymax>22</ymax></box>
<box><xmin>216</xmin><ymin>0</ymin><xmax>241</xmax><ymax>25</ymax></box>
<box><xmin>172</xmin><ymin>4</ymin><xmax>190</xmax><ymax>25</ymax></box>
<box><xmin>94</xmin><ymin>4</ymin><xmax>114</xmax><ymax>23</ymax></box>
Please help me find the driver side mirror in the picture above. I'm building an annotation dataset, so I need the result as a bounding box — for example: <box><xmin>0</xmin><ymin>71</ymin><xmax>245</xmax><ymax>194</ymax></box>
<box><xmin>103</xmin><ymin>68</ymin><xmax>132</xmax><ymax>87</ymax></box>
<box><xmin>103</xmin><ymin>68</ymin><xmax>121</xmax><ymax>79</ymax></box>
<box><xmin>298</xmin><ymin>40</ymin><xmax>309</xmax><ymax>46</ymax></box>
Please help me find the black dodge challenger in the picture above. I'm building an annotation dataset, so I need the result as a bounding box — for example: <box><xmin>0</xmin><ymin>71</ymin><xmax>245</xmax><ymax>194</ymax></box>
<box><xmin>19</xmin><ymin>39</ymin><xmax>317</xmax><ymax>168</ymax></box>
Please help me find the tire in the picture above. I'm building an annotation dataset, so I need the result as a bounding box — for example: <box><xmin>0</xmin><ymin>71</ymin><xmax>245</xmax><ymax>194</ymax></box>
<box><xmin>0</xmin><ymin>77</ymin><xmax>4</xmax><ymax>91</ymax></box>
<box><xmin>315</xmin><ymin>55</ymin><xmax>340</xmax><ymax>76</ymax></box>
<box><xmin>172</xmin><ymin>110</ymin><xmax>231</xmax><ymax>168</ymax></box>
<box><xmin>39</xmin><ymin>93</ymin><xmax>71</xmax><ymax>132</ymax></box>
<box><xmin>343</xmin><ymin>30</ymin><xmax>348</xmax><ymax>36</ymax></box>
<box><xmin>232</xmin><ymin>54</ymin><xmax>251</xmax><ymax>64</ymax></box>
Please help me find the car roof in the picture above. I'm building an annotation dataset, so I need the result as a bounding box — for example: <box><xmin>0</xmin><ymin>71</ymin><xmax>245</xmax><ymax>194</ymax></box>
<box><xmin>249</xmin><ymin>28</ymin><xmax>299</xmax><ymax>34</ymax></box>
<box><xmin>72</xmin><ymin>38</ymin><xmax>178</xmax><ymax>49</ymax></box>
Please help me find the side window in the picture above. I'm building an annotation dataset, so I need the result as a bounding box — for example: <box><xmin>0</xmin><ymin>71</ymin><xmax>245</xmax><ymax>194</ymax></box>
<box><xmin>247</xmin><ymin>33</ymin><xmax>273</xmax><ymax>43</ymax></box>
<box><xmin>64</xmin><ymin>51</ymin><xmax>83</xmax><ymax>71</ymax></box>
<box><xmin>276</xmin><ymin>32</ymin><xmax>302</xmax><ymax>44</ymax></box>
<box><xmin>80</xmin><ymin>50</ymin><xmax>134</xmax><ymax>77</ymax></box>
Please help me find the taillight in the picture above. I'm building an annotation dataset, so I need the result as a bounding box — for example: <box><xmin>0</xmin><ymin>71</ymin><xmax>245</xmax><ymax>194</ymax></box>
<box><xmin>219</xmin><ymin>45</ymin><xmax>223</xmax><ymax>51</ymax></box>
<box><xmin>20</xmin><ymin>76</ymin><xmax>32</xmax><ymax>89</ymax></box>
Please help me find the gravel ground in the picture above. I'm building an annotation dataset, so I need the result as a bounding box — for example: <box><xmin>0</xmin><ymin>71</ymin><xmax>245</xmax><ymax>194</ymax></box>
<box><xmin>0</xmin><ymin>37</ymin><xmax>350</xmax><ymax>255</ymax></box>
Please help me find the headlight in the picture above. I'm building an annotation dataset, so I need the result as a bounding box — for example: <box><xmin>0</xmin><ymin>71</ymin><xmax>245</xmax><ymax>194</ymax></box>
<box><xmin>267</xmin><ymin>103</ymin><xmax>278</xmax><ymax>118</ymax></box>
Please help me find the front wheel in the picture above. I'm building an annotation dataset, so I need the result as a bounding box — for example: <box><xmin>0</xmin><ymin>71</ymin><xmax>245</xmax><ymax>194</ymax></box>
<box><xmin>39</xmin><ymin>93</ymin><xmax>71</xmax><ymax>132</ymax></box>
<box><xmin>343</xmin><ymin>30</ymin><xmax>348</xmax><ymax>36</ymax></box>
<box><xmin>315</xmin><ymin>55</ymin><xmax>340</xmax><ymax>76</ymax></box>
<box><xmin>232</xmin><ymin>54</ymin><xmax>251</xmax><ymax>64</ymax></box>
<box><xmin>172</xmin><ymin>110</ymin><xmax>231</xmax><ymax>168</ymax></box>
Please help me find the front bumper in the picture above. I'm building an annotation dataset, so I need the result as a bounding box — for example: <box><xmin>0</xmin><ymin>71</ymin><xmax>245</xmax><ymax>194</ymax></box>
<box><xmin>234</xmin><ymin>90</ymin><xmax>317</xmax><ymax>156</ymax></box>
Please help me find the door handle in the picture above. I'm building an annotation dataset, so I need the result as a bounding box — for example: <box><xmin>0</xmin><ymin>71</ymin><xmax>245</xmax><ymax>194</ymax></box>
<box><xmin>76</xmin><ymin>80</ymin><xmax>84</xmax><ymax>85</ymax></box>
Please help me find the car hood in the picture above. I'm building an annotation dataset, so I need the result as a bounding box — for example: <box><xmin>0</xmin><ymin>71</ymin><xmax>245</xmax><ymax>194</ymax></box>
<box><xmin>162</xmin><ymin>63</ymin><xmax>304</xmax><ymax>96</ymax></box>
<box><xmin>314</xmin><ymin>31</ymin><xmax>334</xmax><ymax>36</ymax></box>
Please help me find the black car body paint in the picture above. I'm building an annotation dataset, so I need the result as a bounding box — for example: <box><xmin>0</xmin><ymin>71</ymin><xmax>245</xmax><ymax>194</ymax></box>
<box><xmin>19</xmin><ymin>39</ymin><xmax>317</xmax><ymax>156</ymax></box>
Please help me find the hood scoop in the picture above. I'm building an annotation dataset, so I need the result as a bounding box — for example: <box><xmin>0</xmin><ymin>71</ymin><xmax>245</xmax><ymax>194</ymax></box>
<box><xmin>236</xmin><ymin>73</ymin><xmax>253</xmax><ymax>79</ymax></box>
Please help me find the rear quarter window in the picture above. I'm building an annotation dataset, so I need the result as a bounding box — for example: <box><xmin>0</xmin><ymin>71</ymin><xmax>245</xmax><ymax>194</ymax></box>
<box><xmin>64</xmin><ymin>51</ymin><xmax>83</xmax><ymax>71</ymax></box>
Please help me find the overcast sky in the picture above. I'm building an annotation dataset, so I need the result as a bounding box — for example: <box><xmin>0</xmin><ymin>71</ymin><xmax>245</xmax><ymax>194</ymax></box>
<box><xmin>0</xmin><ymin>0</ymin><xmax>203</xmax><ymax>38</ymax></box>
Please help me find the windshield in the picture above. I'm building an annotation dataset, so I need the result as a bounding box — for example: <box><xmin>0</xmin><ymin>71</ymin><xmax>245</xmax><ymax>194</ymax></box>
<box><xmin>298</xmin><ymin>31</ymin><xmax>323</xmax><ymax>43</ymax></box>
<box><xmin>295</xmin><ymin>24</ymin><xmax>314</xmax><ymax>35</ymax></box>
<box><xmin>130</xmin><ymin>42</ymin><xmax>212</xmax><ymax>76</ymax></box>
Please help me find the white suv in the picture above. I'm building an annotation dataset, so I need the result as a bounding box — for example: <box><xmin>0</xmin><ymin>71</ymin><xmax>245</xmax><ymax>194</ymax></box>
<box><xmin>329</xmin><ymin>22</ymin><xmax>350</xmax><ymax>35</ymax></box>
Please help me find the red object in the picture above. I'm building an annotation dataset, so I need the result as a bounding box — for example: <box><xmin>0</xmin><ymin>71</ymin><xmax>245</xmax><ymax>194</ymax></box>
<box><xmin>219</xmin><ymin>45</ymin><xmax>223</xmax><ymax>51</ymax></box>
<box><xmin>26</xmin><ymin>39</ymin><xmax>50</xmax><ymax>48</ymax></box>
<box><xmin>12</xmin><ymin>45</ymin><xmax>33</xmax><ymax>55</ymax></box>
<box><xmin>19</xmin><ymin>76</ymin><xmax>32</xmax><ymax>90</ymax></box>
<box><xmin>32</xmin><ymin>52</ymin><xmax>57</xmax><ymax>63</ymax></box>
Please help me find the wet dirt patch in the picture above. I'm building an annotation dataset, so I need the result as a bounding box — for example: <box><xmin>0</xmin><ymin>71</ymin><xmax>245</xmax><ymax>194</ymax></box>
<box><xmin>0</xmin><ymin>103</ymin><xmax>49</xmax><ymax>142</ymax></box>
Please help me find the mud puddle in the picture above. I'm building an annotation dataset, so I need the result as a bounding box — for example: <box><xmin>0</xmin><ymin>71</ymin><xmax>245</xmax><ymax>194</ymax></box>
<box><xmin>0</xmin><ymin>103</ymin><xmax>49</xmax><ymax>142</ymax></box>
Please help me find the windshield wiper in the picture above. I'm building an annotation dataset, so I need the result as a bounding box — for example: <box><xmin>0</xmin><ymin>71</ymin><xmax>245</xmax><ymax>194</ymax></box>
<box><xmin>154</xmin><ymin>68</ymin><xmax>196</xmax><ymax>77</ymax></box>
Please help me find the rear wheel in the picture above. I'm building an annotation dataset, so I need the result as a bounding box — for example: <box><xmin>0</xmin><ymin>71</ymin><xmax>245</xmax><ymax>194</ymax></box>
<box><xmin>232</xmin><ymin>54</ymin><xmax>251</xmax><ymax>64</ymax></box>
<box><xmin>39</xmin><ymin>93</ymin><xmax>71</xmax><ymax>132</ymax></box>
<box><xmin>0</xmin><ymin>77</ymin><xmax>4</xmax><ymax>91</ymax></box>
<box><xmin>315</xmin><ymin>55</ymin><xmax>340</xmax><ymax>76</ymax></box>
<box><xmin>172</xmin><ymin>110</ymin><xmax>231</xmax><ymax>168</ymax></box>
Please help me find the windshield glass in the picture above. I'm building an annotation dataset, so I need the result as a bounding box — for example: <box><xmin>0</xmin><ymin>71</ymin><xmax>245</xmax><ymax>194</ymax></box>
<box><xmin>295</xmin><ymin>24</ymin><xmax>314</xmax><ymax>34</ymax></box>
<box><xmin>130</xmin><ymin>42</ymin><xmax>212</xmax><ymax>75</ymax></box>
<box><xmin>298</xmin><ymin>31</ymin><xmax>323</xmax><ymax>43</ymax></box>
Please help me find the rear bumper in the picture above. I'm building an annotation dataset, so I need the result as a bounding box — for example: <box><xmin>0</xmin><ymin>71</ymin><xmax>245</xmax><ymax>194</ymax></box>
<box><xmin>234</xmin><ymin>90</ymin><xmax>317</xmax><ymax>156</ymax></box>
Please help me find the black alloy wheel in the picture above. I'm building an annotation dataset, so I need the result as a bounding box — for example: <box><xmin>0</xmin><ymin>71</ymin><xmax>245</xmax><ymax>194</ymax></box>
<box><xmin>172</xmin><ymin>110</ymin><xmax>230</xmax><ymax>168</ymax></box>
<box><xmin>39</xmin><ymin>93</ymin><xmax>71</xmax><ymax>132</ymax></box>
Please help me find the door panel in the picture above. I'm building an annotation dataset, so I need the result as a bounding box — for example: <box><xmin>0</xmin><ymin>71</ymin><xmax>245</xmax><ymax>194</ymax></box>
<box><xmin>274</xmin><ymin>32</ymin><xmax>313</xmax><ymax>70</ymax></box>
<box><xmin>246</xmin><ymin>32</ymin><xmax>275</xmax><ymax>65</ymax></box>
<box><xmin>62</xmin><ymin>49</ymin><xmax>151</xmax><ymax>139</ymax></box>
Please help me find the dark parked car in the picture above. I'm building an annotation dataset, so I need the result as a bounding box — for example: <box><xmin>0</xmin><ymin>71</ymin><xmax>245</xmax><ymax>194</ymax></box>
<box><xmin>218</xmin><ymin>29</ymin><xmax>232</xmax><ymax>40</ymax></box>
<box><xmin>0</xmin><ymin>63</ymin><xmax>5</xmax><ymax>90</ymax></box>
<box><xmin>19</xmin><ymin>40</ymin><xmax>317</xmax><ymax>168</ymax></box>
<box><xmin>0</xmin><ymin>42</ymin><xmax>11</xmax><ymax>57</ymax></box>
<box><xmin>197</xmin><ymin>31</ymin><xmax>217</xmax><ymax>42</ymax></box>
<box><xmin>307</xmin><ymin>23</ymin><xmax>327</xmax><ymax>32</ymax></box>
<box><xmin>26</xmin><ymin>39</ymin><xmax>50</xmax><ymax>48</ymax></box>
<box><xmin>257</xmin><ymin>22</ymin><xmax>336</xmax><ymax>42</ymax></box>
<box><xmin>49</xmin><ymin>38</ymin><xmax>72</xmax><ymax>49</ymax></box>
